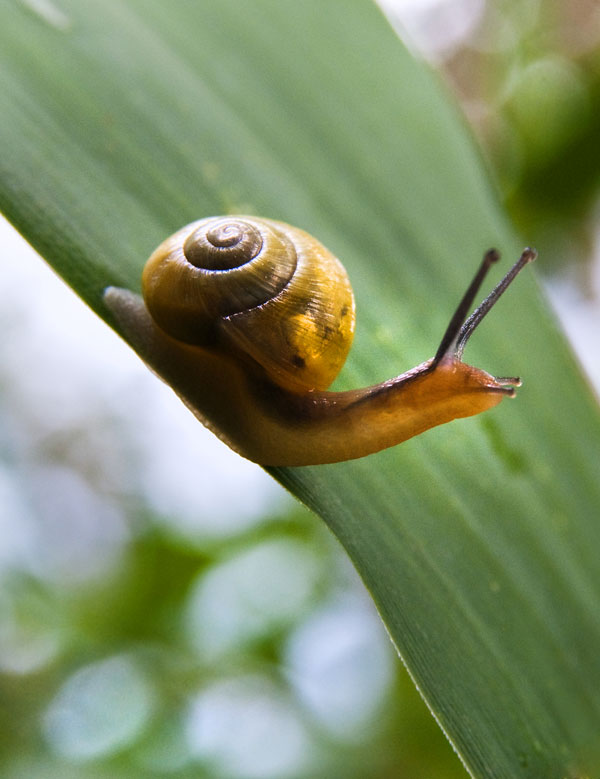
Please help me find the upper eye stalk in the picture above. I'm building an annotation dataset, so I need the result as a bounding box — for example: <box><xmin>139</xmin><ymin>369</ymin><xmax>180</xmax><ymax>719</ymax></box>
<box><xmin>104</xmin><ymin>216</ymin><xmax>536</xmax><ymax>466</ymax></box>
<box><xmin>433</xmin><ymin>247</ymin><xmax>537</xmax><ymax>389</ymax></box>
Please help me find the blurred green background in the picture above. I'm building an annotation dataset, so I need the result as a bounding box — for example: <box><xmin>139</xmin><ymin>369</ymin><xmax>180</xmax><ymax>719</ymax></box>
<box><xmin>1</xmin><ymin>1</ymin><xmax>599</xmax><ymax>777</ymax></box>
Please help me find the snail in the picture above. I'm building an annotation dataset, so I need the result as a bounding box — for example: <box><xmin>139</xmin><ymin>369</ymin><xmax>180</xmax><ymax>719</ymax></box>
<box><xmin>103</xmin><ymin>216</ymin><xmax>535</xmax><ymax>466</ymax></box>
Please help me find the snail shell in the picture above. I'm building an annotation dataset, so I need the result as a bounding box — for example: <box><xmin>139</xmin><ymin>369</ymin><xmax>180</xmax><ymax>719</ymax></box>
<box><xmin>142</xmin><ymin>216</ymin><xmax>355</xmax><ymax>393</ymax></box>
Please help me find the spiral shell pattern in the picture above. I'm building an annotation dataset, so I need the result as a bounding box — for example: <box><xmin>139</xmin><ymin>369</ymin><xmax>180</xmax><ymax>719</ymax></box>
<box><xmin>142</xmin><ymin>216</ymin><xmax>355</xmax><ymax>392</ymax></box>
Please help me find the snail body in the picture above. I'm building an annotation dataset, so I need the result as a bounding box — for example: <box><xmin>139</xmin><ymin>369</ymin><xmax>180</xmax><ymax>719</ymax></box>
<box><xmin>104</xmin><ymin>216</ymin><xmax>535</xmax><ymax>466</ymax></box>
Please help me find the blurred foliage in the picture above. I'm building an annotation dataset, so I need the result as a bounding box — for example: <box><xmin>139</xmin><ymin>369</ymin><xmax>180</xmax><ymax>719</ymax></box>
<box><xmin>438</xmin><ymin>0</ymin><xmax>600</xmax><ymax>274</ymax></box>
<box><xmin>0</xmin><ymin>387</ymin><xmax>466</xmax><ymax>778</ymax></box>
<box><xmin>1</xmin><ymin>0</ymin><xmax>600</xmax><ymax>777</ymax></box>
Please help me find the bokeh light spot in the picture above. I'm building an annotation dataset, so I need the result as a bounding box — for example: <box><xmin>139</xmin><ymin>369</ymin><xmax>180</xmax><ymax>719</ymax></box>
<box><xmin>43</xmin><ymin>653</ymin><xmax>155</xmax><ymax>761</ymax></box>
<box><xmin>185</xmin><ymin>536</ymin><xmax>321</xmax><ymax>659</ymax></box>
<box><xmin>285</xmin><ymin>595</ymin><xmax>395</xmax><ymax>739</ymax></box>
<box><xmin>185</xmin><ymin>675</ymin><xmax>311</xmax><ymax>778</ymax></box>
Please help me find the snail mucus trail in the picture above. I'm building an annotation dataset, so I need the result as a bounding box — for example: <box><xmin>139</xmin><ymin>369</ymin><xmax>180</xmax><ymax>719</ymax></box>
<box><xmin>104</xmin><ymin>216</ymin><xmax>535</xmax><ymax>466</ymax></box>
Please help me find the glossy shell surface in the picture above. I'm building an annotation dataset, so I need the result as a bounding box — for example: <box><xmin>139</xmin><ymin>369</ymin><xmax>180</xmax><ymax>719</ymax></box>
<box><xmin>142</xmin><ymin>216</ymin><xmax>356</xmax><ymax>391</ymax></box>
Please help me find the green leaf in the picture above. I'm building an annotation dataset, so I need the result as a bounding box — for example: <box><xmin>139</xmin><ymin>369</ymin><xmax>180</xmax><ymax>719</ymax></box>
<box><xmin>1</xmin><ymin>1</ymin><xmax>599</xmax><ymax>776</ymax></box>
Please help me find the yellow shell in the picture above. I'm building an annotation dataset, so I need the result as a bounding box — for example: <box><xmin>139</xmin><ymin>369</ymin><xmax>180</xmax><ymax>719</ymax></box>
<box><xmin>142</xmin><ymin>216</ymin><xmax>356</xmax><ymax>392</ymax></box>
